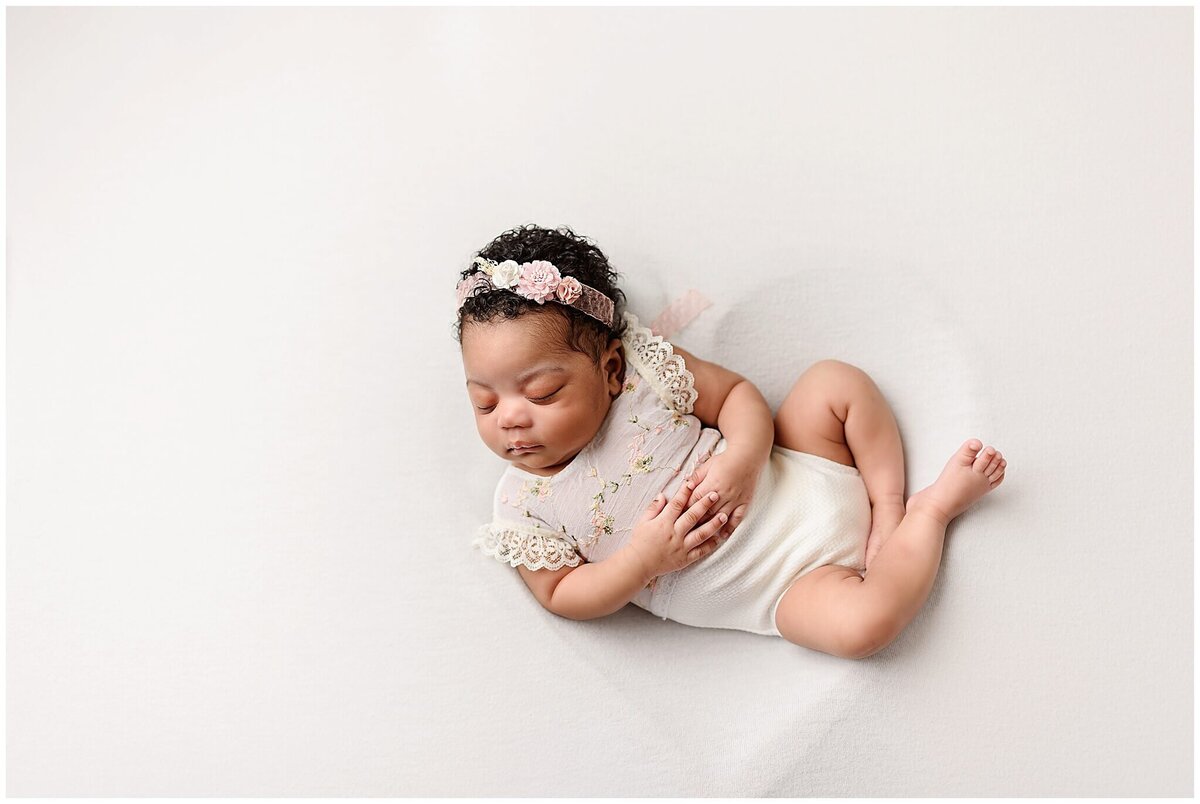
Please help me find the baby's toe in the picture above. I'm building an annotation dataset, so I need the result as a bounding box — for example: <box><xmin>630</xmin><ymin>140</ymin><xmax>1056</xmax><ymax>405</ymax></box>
<box><xmin>973</xmin><ymin>446</ymin><xmax>997</xmax><ymax>472</ymax></box>
<box><xmin>957</xmin><ymin>439</ymin><xmax>984</xmax><ymax>466</ymax></box>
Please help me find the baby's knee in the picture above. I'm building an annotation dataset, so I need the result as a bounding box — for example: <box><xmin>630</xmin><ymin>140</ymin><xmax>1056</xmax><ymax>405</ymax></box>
<box><xmin>839</xmin><ymin>608</ymin><xmax>901</xmax><ymax>659</ymax></box>
<box><xmin>806</xmin><ymin>359</ymin><xmax>874</xmax><ymax>399</ymax></box>
<box><xmin>808</xmin><ymin>358</ymin><xmax>864</xmax><ymax>376</ymax></box>
<box><xmin>776</xmin><ymin>565</ymin><xmax>888</xmax><ymax>658</ymax></box>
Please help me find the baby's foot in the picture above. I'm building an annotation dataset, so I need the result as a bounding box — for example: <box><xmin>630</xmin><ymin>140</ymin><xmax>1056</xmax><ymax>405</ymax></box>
<box><xmin>905</xmin><ymin>439</ymin><xmax>1007</xmax><ymax>526</ymax></box>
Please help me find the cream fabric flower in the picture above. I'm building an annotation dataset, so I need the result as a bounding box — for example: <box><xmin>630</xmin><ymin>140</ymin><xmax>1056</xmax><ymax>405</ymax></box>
<box><xmin>490</xmin><ymin>260</ymin><xmax>522</xmax><ymax>290</ymax></box>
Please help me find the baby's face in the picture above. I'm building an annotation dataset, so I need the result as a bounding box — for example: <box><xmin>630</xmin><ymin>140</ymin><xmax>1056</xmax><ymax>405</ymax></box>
<box><xmin>461</xmin><ymin>315</ymin><xmax>623</xmax><ymax>477</ymax></box>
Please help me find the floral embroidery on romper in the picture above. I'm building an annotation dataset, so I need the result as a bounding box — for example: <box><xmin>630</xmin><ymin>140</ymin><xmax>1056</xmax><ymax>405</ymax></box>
<box><xmin>577</xmin><ymin>397</ymin><xmax>680</xmax><ymax>553</ymax></box>
<box><xmin>516</xmin><ymin>478</ymin><xmax>553</xmax><ymax>504</ymax></box>
<box><xmin>578</xmin><ymin>466</ymin><xmax>617</xmax><ymax>553</ymax></box>
<box><xmin>499</xmin><ymin>477</ymin><xmax>555</xmax><ymax>523</ymax></box>
<box><xmin>625</xmin><ymin>413</ymin><xmax>655</xmax><ymax>474</ymax></box>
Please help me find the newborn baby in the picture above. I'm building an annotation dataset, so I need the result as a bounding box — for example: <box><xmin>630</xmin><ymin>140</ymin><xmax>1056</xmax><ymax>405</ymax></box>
<box><xmin>456</xmin><ymin>224</ymin><xmax>1007</xmax><ymax>659</ymax></box>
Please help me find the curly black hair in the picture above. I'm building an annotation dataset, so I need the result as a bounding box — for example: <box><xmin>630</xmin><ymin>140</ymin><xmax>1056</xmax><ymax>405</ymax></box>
<box><xmin>452</xmin><ymin>224</ymin><xmax>629</xmax><ymax>368</ymax></box>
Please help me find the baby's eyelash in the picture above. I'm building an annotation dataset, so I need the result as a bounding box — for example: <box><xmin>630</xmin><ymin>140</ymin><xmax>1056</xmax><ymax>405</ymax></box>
<box><xmin>475</xmin><ymin>388</ymin><xmax>560</xmax><ymax>412</ymax></box>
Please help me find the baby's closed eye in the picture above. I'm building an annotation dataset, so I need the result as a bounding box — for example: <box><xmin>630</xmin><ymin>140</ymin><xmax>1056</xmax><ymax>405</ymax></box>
<box><xmin>473</xmin><ymin>386</ymin><xmax>563</xmax><ymax>412</ymax></box>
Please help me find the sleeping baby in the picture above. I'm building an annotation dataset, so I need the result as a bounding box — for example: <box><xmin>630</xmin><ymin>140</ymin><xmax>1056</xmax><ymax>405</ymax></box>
<box><xmin>454</xmin><ymin>223</ymin><xmax>1007</xmax><ymax>660</ymax></box>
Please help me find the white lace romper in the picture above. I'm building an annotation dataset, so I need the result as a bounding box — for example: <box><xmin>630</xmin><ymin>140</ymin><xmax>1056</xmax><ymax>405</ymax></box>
<box><xmin>472</xmin><ymin>311</ymin><xmax>873</xmax><ymax>637</ymax></box>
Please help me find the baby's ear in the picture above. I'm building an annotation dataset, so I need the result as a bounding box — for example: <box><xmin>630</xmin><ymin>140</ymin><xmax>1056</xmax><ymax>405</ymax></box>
<box><xmin>602</xmin><ymin>339</ymin><xmax>625</xmax><ymax>387</ymax></box>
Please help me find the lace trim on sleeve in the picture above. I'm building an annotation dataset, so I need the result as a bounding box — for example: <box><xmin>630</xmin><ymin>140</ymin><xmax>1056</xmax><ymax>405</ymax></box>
<box><xmin>471</xmin><ymin>521</ymin><xmax>584</xmax><ymax>571</ymax></box>
<box><xmin>621</xmin><ymin>311</ymin><xmax>698</xmax><ymax>415</ymax></box>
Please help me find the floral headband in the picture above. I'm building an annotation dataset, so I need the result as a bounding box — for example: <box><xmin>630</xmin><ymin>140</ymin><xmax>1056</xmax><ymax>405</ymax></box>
<box><xmin>454</xmin><ymin>257</ymin><xmax>617</xmax><ymax>329</ymax></box>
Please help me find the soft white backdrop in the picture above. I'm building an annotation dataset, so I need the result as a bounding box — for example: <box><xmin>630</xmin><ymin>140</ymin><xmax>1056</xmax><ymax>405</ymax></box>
<box><xmin>7</xmin><ymin>6</ymin><xmax>1192</xmax><ymax>796</ymax></box>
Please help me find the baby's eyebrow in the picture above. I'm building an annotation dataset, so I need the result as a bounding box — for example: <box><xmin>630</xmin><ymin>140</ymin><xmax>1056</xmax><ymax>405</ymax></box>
<box><xmin>466</xmin><ymin>365</ymin><xmax>568</xmax><ymax>390</ymax></box>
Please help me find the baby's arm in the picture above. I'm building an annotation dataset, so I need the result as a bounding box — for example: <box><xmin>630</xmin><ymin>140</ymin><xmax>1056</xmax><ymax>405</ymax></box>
<box><xmin>517</xmin><ymin>545</ymin><xmax>652</xmax><ymax>621</ymax></box>
<box><xmin>671</xmin><ymin>345</ymin><xmax>772</xmax><ymax>455</ymax></box>
<box><xmin>670</xmin><ymin>345</ymin><xmax>773</xmax><ymax>534</ymax></box>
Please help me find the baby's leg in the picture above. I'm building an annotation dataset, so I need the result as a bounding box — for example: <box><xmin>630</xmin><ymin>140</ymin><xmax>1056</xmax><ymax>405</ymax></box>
<box><xmin>774</xmin><ymin>439</ymin><xmax>1007</xmax><ymax>659</ymax></box>
<box><xmin>773</xmin><ymin>359</ymin><xmax>906</xmax><ymax>569</ymax></box>
<box><xmin>836</xmin><ymin>365</ymin><xmax>907</xmax><ymax>568</ymax></box>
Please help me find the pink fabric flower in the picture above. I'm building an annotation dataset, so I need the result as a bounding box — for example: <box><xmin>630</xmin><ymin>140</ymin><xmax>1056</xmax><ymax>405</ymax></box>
<box><xmin>555</xmin><ymin>276</ymin><xmax>583</xmax><ymax>304</ymax></box>
<box><xmin>516</xmin><ymin>260</ymin><xmax>561</xmax><ymax>304</ymax></box>
<box><xmin>455</xmin><ymin>274</ymin><xmax>490</xmax><ymax>307</ymax></box>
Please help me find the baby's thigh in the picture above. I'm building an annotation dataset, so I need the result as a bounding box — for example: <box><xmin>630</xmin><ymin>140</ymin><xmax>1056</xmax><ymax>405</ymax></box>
<box><xmin>773</xmin><ymin>360</ymin><xmax>864</xmax><ymax>467</ymax></box>
<box><xmin>773</xmin><ymin>563</ymin><xmax>884</xmax><ymax>659</ymax></box>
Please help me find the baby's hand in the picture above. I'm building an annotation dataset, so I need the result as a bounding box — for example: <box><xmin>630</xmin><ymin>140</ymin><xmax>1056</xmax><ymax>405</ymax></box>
<box><xmin>684</xmin><ymin>448</ymin><xmax>762</xmax><ymax>540</ymax></box>
<box><xmin>627</xmin><ymin>479</ymin><xmax>728</xmax><ymax>581</ymax></box>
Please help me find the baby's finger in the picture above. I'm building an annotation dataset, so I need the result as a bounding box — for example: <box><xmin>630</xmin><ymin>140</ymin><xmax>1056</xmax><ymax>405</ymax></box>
<box><xmin>726</xmin><ymin>504</ymin><xmax>747</xmax><ymax>532</ymax></box>
<box><xmin>686</xmin><ymin>521</ymin><xmax>729</xmax><ymax>564</ymax></box>
<box><xmin>700</xmin><ymin>504</ymin><xmax>729</xmax><ymax>532</ymax></box>
<box><xmin>679</xmin><ymin>490</ymin><xmax>720</xmax><ymax>530</ymax></box>
<box><xmin>684</xmin><ymin>508</ymin><xmax>728</xmax><ymax>551</ymax></box>
<box><xmin>649</xmin><ymin>488</ymin><xmax>674</xmax><ymax>520</ymax></box>
<box><xmin>666</xmin><ymin>479</ymin><xmax>696</xmax><ymax>514</ymax></box>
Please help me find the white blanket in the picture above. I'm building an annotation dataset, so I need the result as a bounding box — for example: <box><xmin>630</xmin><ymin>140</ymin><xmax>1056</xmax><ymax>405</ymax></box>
<box><xmin>7</xmin><ymin>6</ymin><xmax>1191</xmax><ymax>796</ymax></box>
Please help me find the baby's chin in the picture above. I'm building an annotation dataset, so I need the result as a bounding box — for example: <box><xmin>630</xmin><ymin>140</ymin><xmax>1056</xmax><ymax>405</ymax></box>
<box><xmin>507</xmin><ymin>445</ymin><xmax>577</xmax><ymax>476</ymax></box>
